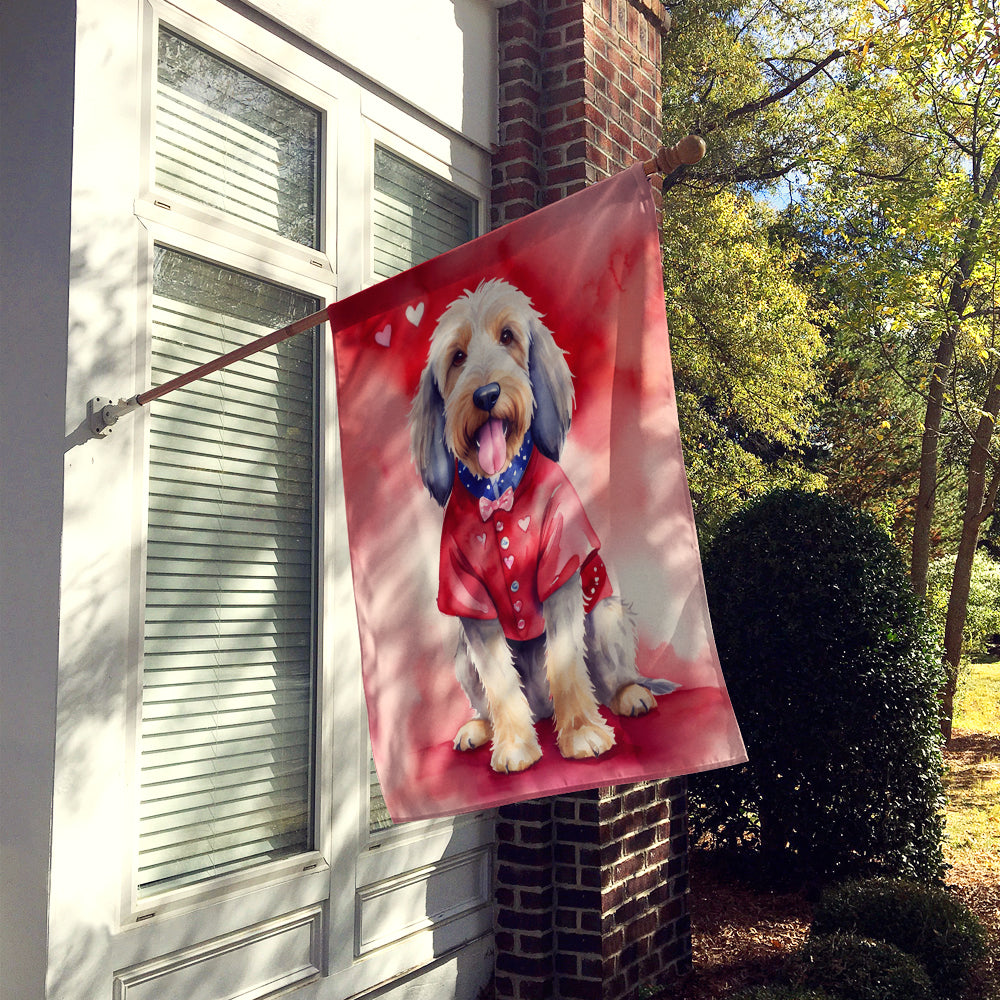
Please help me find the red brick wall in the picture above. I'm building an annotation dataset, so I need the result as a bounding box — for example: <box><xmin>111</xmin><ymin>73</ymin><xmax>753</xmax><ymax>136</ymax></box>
<box><xmin>490</xmin><ymin>8</ymin><xmax>689</xmax><ymax>998</ymax></box>
<box><xmin>492</xmin><ymin>0</ymin><xmax>668</xmax><ymax>227</ymax></box>
<box><xmin>494</xmin><ymin>782</ymin><xmax>691</xmax><ymax>1000</ymax></box>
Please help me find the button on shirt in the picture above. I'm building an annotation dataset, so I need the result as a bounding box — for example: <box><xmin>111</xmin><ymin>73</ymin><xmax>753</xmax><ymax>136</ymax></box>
<box><xmin>437</xmin><ymin>449</ymin><xmax>612</xmax><ymax>640</ymax></box>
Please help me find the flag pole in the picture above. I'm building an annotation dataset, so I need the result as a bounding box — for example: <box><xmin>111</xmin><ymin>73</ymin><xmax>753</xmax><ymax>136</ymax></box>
<box><xmin>87</xmin><ymin>136</ymin><xmax>705</xmax><ymax>438</ymax></box>
<box><xmin>87</xmin><ymin>307</ymin><xmax>330</xmax><ymax>437</ymax></box>
<box><xmin>642</xmin><ymin>134</ymin><xmax>706</xmax><ymax>177</ymax></box>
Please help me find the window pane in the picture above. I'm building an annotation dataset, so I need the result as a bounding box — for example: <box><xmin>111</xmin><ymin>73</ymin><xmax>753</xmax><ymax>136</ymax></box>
<box><xmin>138</xmin><ymin>247</ymin><xmax>318</xmax><ymax>895</ymax></box>
<box><xmin>369</xmin><ymin>149</ymin><xmax>478</xmax><ymax>832</ymax></box>
<box><xmin>156</xmin><ymin>28</ymin><xmax>320</xmax><ymax>248</ymax></box>
<box><xmin>373</xmin><ymin>146</ymin><xmax>477</xmax><ymax>279</ymax></box>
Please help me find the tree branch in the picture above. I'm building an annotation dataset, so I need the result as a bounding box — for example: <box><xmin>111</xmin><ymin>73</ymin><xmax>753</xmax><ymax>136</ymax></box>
<box><xmin>702</xmin><ymin>49</ymin><xmax>848</xmax><ymax>133</ymax></box>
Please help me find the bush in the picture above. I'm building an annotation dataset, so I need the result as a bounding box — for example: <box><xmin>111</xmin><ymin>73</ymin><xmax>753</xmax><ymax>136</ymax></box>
<box><xmin>732</xmin><ymin>987</ymin><xmax>838</xmax><ymax>1000</ymax></box>
<box><xmin>811</xmin><ymin>878</ymin><xmax>988</xmax><ymax>998</ymax></box>
<box><xmin>692</xmin><ymin>489</ymin><xmax>946</xmax><ymax>882</ymax></box>
<box><xmin>793</xmin><ymin>933</ymin><xmax>934</xmax><ymax>1000</ymax></box>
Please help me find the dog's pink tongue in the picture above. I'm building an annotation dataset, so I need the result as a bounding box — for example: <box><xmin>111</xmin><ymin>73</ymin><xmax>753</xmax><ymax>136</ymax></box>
<box><xmin>478</xmin><ymin>417</ymin><xmax>506</xmax><ymax>476</ymax></box>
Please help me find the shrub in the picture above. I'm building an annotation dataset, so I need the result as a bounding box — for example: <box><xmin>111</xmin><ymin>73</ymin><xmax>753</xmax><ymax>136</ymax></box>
<box><xmin>732</xmin><ymin>987</ymin><xmax>838</xmax><ymax>1000</ymax></box>
<box><xmin>793</xmin><ymin>933</ymin><xmax>934</xmax><ymax>1000</ymax></box>
<box><xmin>811</xmin><ymin>878</ymin><xmax>988</xmax><ymax>999</ymax></box>
<box><xmin>692</xmin><ymin>489</ymin><xmax>946</xmax><ymax>882</ymax></box>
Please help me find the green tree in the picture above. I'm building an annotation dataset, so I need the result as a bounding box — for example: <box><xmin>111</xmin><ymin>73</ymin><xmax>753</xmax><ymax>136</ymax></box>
<box><xmin>660</xmin><ymin>1</ymin><xmax>844</xmax><ymax>538</ymax></box>
<box><xmin>662</xmin><ymin>0</ymin><xmax>854</xmax><ymax>195</ymax></box>
<box><xmin>660</xmin><ymin>2</ymin><xmax>998</xmax><ymax>739</ymax></box>
<box><xmin>663</xmin><ymin>189</ymin><xmax>825</xmax><ymax>538</ymax></box>
<box><xmin>800</xmin><ymin>0</ymin><xmax>1000</xmax><ymax>736</ymax></box>
<box><xmin>782</xmin><ymin>204</ymin><xmax>971</xmax><ymax>550</ymax></box>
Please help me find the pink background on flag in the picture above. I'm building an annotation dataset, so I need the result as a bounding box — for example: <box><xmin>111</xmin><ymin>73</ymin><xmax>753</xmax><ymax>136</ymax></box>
<box><xmin>330</xmin><ymin>165</ymin><xmax>745</xmax><ymax>822</ymax></box>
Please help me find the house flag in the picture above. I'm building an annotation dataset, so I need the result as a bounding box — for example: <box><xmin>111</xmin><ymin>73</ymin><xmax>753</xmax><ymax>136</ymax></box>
<box><xmin>329</xmin><ymin>164</ymin><xmax>746</xmax><ymax>822</ymax></box>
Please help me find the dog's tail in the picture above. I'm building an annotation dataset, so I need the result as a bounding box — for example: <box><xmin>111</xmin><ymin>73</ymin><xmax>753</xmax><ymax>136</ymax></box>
<box><xmin>640</xmin><ymin>677</ymin><xmax>680</xmax><ymax>696</ymax></box>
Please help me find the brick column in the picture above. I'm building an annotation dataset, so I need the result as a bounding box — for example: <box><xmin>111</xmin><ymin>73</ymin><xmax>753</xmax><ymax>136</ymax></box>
<box><xmin>493</xmin><ymin>0</ymin><xmax>668</xmax><ymax>226</ymax></box>
<box><xmin>551</xmin><ymin>783</ymin><xmax>691</xmax><ymax>998</ymax></box>
<box><xmin>495</xmin><ymin>801</ymin><xmax>556</xmax><ymax>999</ymax></box>
<box><xmin>491</xmin><ymin>5</ymin><xmax>691</xmax><ymax>998</ymax></box>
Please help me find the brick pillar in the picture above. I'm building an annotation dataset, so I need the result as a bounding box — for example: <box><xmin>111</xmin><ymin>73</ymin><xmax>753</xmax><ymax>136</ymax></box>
<box><xmin>552</xmin><ymin>784</ymin><xmax>691</xmax><ymax>998</ymax></box>
<box><xmin>493</xmin><ymin>0</ymin><xmax>668</xmax><ymax>226</ymax></box>
<box><xmin>491</xmin><ymin>8</ymin><xmax>690</xmax><ymax>996</ymax></box>
<box><xmin>495</xmin><ymin>801</ymin><xmax>556</xmax><ymax>999</ymax></box>
<box><xmin>494</xmin><ymin>780</ymin><xmax>691</xmax><ymax>1000</ymax></box>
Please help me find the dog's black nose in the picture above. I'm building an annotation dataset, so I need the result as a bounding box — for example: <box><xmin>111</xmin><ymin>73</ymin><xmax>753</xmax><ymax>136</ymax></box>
<box><xmin>473</xmin><ymin>382</ymin><xmax>501</xmax><ymax>412</ymax></box>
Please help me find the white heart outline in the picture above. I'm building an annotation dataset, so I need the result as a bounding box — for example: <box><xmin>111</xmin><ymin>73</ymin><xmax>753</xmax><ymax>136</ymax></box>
<box><xmin>405</xmin><ymin>302</ymin><xmax>425</xmax><ymax>326</ymax></box>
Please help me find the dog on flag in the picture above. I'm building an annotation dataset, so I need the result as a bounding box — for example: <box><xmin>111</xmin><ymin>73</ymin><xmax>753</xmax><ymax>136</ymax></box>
<box><xmin>409</xmin><ymin>278</ymin><xmax>675</xmax><ymax>774</ymax></box>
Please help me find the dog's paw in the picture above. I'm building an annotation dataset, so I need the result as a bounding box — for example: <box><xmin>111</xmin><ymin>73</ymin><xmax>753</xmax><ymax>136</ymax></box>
<box><xmin>557</xmin><ymin>717</ymin><xmax>615</xmax><ymax>759</ymax></box>
<box><xmin>490</xmin><ymin>735</ymin><xmax>542</xmax><ymax>774</ymax></box>
<box><xmin>453</xmin><ymin>719</ymin><xmax>493</xmax><ymax>751</ymax></box>
<box><xmin>609</xmin><ymin>683</ymin><xmax>657</xmax><ymax>718</ymax></box>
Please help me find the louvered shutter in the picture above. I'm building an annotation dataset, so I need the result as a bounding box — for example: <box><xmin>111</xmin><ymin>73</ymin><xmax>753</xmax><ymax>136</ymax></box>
<box><xmin>155</xmin><ymin>28</ymin><xmax>320</xmax><ymax>248</ymax></box>
<box><xmin>139</xmin><ymin>248</ymin><xmax>319</xmax><ymax>895</ymax></box>
<box><xmin>139</xmin><ymin>29</ymin><xmax>322</xmax><ymax>896</ymax></box>
<box><xmin>367</xmin><ymin>147</ymin><xmax>477</xmax><ymax>832</ymax></box>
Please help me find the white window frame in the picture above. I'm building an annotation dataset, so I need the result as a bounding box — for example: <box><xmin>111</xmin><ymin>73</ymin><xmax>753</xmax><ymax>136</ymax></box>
<box><xmin>324</xmin><ymin>92</ymin><xmax>496</xmax><ymax>1000</ymax></box>
<box><xmin>111</xmin><ymin>0</ymin><xmax>496</xmax><ymax>992</ymax></box>
<box><xmin>124</xmin><ymin>1</ymin><xmax>339</xmax><ymax>928</ymax></box>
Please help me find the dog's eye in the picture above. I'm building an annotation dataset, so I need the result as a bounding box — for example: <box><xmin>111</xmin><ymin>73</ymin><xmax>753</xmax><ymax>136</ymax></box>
<box><xmin>451</xmin><ymin>349</ymin><xmax>466</xmax><ymax>367</ymax></box>
<box><xmin>499</xmin><ymin>327</ymin><xmax>514</xmax><ymax>346</ymax></box>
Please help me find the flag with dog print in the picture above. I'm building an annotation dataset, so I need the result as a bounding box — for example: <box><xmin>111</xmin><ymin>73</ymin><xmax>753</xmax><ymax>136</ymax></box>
<box><xmin>329</xmin><ymin>164</ymin><xmax>746</xmax><ymax>822</ymax></box>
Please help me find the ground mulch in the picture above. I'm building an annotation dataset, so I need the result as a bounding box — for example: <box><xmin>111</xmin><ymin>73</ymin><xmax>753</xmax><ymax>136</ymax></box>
<box><xmin>655</xmin><ymin>850</ymin><xmax>814</xmax><ymax>999</ymax></box>
<box><xmin>656</xmin><ymin>733</ymin><xmax>1000</xmax><ymax>999</ymax></box>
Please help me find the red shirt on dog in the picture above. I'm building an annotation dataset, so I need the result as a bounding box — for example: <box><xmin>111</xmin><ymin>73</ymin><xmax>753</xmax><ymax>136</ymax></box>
<box><xmin>437</xmin><ymin>448</ymin><xmax>613</xmax><ymax>641</ymax></box>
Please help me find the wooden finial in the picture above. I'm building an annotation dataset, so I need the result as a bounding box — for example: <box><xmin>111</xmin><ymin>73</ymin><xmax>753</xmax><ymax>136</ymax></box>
<box><xmin>643</xmin><ymin>135</ymin><xmax>707</xmax><ymax>176</ymax></box>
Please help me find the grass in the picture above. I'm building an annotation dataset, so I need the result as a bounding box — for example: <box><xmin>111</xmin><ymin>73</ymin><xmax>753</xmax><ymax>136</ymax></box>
<box><xmin>943</xmin><ymin>658</ymin><xmax>1000</xmax><ymax>1000</ymax></box>
<box><xmin>945</xmin><ymin>659</ymin><xmax>1000</xmax><ymax>867</ymax></box>
<box><xmin>955</xmin><ymin>658</ymin><xmax>1000</xmax><ymax>734</ymax></box>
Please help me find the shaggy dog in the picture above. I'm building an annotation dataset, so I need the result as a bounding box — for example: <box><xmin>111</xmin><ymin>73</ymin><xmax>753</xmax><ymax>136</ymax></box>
<box><xmin>409</xmin><ymin>278</ymin><xmax>674</xmax><ymax>773</ymax></box>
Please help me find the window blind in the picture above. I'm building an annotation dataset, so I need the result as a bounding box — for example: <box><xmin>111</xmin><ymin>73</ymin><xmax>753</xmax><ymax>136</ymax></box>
<box><xmin>372</xmin><ymin>146</ymin><xmax>477</xmax><ymax>280</ymax></box>
<box><xmin>156</xmin><ymin>28</ymin><xmax>320</xmax><ymax>249</ymax></box>
<box><xmin>368</xmin><ymin>147</ymin><xmax>477</xmax><ymax>832</ymax></box>
<box><xmin>138</xmin><ymin>248</ymin><xmax>319</xmax><ymax>895</ymax></box>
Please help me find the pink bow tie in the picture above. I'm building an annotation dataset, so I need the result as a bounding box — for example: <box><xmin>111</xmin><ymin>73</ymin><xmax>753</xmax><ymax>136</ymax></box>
<box><xmin>479</xmin><ymin>487</ymin><xmax>514</xmax><ymax>521</ymax></box>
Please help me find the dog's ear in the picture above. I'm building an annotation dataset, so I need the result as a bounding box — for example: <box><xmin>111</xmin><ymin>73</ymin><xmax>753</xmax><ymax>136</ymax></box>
<box><xmin>408</xmin><ymin>368</ymin><xmax>454</xmax><ymax>506</ymax></box>
<box><xmin>528</xmin><ymin>318</ymin><xmax>574</xmax><ymax>460</ymax></box>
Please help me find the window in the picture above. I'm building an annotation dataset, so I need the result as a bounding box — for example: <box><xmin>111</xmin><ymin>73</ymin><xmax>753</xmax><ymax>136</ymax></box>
<box><xmin>139</xmin><ymin>248</ymin><xmax>319</xmax><ymax>895</ymax></box>
<box><xmin>155</xmin><ymin>28</ymin><xmax>320</xmax><ymax>247</ymax></box>
<box><xmin>136</xmin><ymin>27</ymin><xmax>322</xmax><ymax>898</ymax></box>
<box><xmin>119</xmin><ymin>9</ymin><xmax>494</xmax><ymax>992</ymax></box>
<box><xmin>372</xmin><ymin>145</ymin><xmax>477</xmax><ymax>279</ymax></box>
<box><xmin>367</xmin><ymin>146</ymin><xmax>478</xmax><ymax>833</ymax></box>
<box><xmin>55</xmin><ymin>0</ymin><xmax>498</xmax><ymax>993</ymax></box>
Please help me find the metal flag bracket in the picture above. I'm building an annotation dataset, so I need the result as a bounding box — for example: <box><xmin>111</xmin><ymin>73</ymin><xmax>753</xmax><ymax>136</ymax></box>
<box><xmin>85</xmin><ymin>137</ymin><xmax>704</xmax><ymax>439</ymax></box>
<box><xmin>88</xmin><ymin>395</ymin><xmax>141</xmax><ymax>437</ymax></box>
